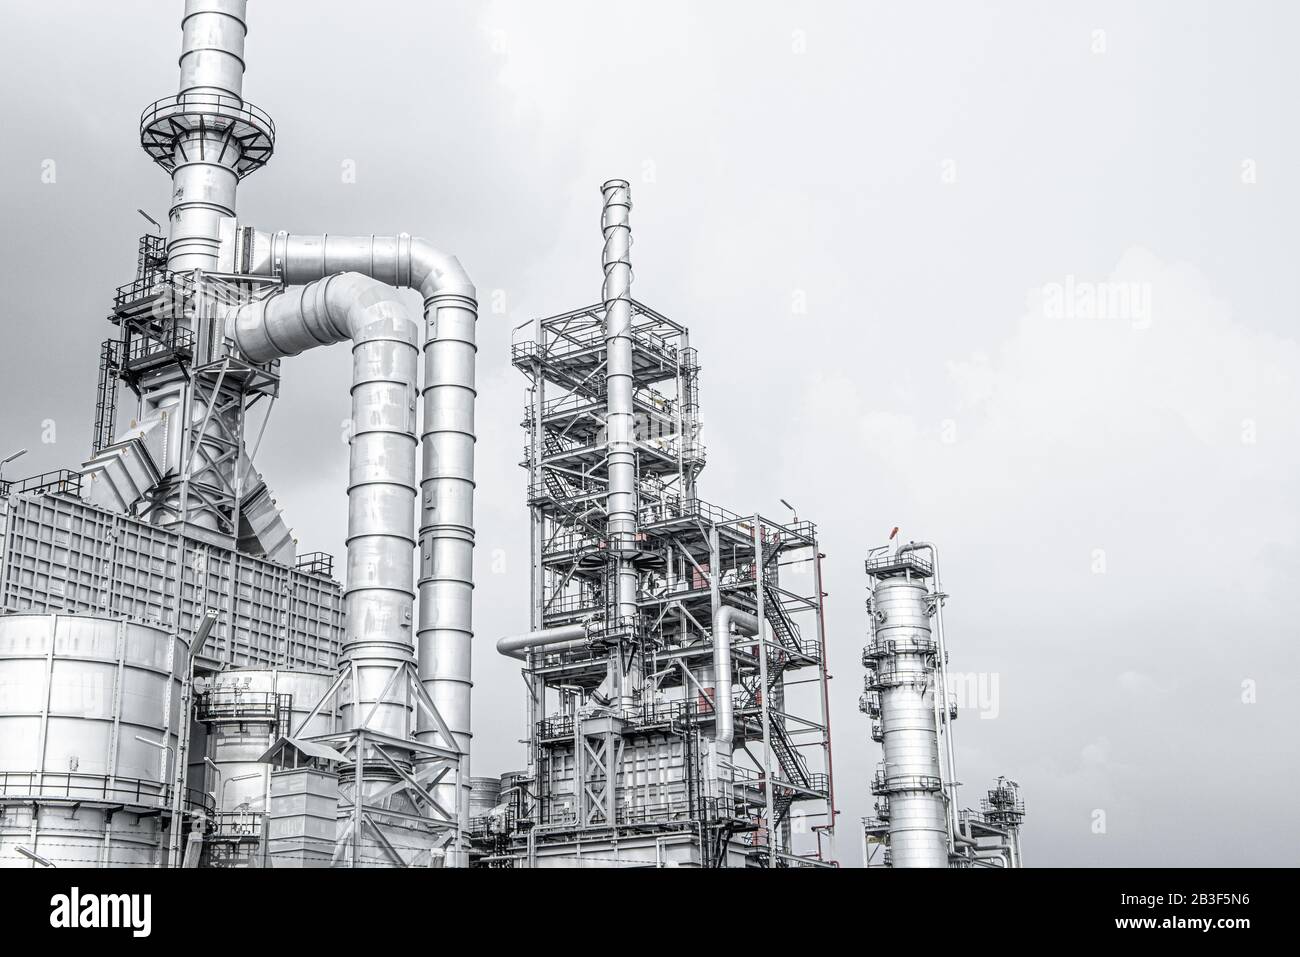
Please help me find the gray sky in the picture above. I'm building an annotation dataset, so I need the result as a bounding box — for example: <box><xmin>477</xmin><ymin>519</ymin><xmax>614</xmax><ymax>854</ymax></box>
<box><xmin>2</xmin><ymin>0</ymin><xmax>1296</xmax><ymax>865</ymax></box>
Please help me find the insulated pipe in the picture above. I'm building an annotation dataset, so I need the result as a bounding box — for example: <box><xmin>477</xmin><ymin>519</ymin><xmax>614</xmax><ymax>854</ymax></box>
<box><xmin>496</xmin><ymin>624</ymin><xmax>588</xmax><ymax>661</ymax></box>
<box><xmin>601</xmin><ymin>180</ymin><xmax>639</xmax><ymax>706</ymax></box>
<box><xmin>239</xmin><ymin>229</ymin><xmax>477</xmax><ymax>812</ymax></box>
<box><xmin>713</xmin><ymin>606</ymin><xmax>759</xmax><ymax>748</ymax></box>
<box><xmin>232</xmin><ymin>274</ymin><xmax>421</xmax><ymax>749</ymax></box>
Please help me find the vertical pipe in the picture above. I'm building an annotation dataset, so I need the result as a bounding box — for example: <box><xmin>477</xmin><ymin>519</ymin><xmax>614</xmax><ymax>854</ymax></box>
<box><xmin>527</xmin><ymin>318</ymin><xmax>546</xmax><ymax>777</ymax></box>
<box><xmin>899</xmin><ymin>542</ymin><xmax>960</xmax><ymax>844</ymax></box>
<box><xmin>754</xmin><ymin>521</ymin><xmax>775</xmax><ymax>866</ymax></box>
<box><xmin>417</xmin><ymin>266</ymin><xmax>478</xmax><ymax>832</ymax></box>
<box><xmin>233</xmin><ymin>275</ymin><xmax>422</xmax><ymax>753</ymax></box>
<box><xmin>601</xmin><ymin>180</ymin><xmax>639</xmax><ymax>706</ymax></box>
<box><xmin>813</xmin><ymin>548</ymin><xmax>837</xmax><ymax>833</ymax></box>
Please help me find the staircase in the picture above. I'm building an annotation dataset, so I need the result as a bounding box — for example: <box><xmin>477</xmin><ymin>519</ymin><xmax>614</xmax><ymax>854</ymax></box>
<box><xmin>540</xmin><ymin>432</ymin><xmax>605</xmax><ymax>540</ymax></box>
<box><xmin>769</xmin><ymin>715</ymin><xmax>811</xmax><ymax>826</ymax></box>
<box><xmin>739</xmin><ymin>581</ymin><xmax>803</xmax><ymax>710</ymax></box>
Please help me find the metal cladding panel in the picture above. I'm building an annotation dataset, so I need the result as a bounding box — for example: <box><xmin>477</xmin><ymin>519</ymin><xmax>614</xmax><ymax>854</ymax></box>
<box><xmin>0</xmin><ymin>614</ymin><xmax>183</xmax><ymax>785</ymax></box>
<box><xmin>0</xmin><ymin>494</ymin><xmax>342</xmax><ymax>672</ymax></box>
<box><xmin>0</xmin><ymin>804</ymin><xmax>166</xmax><ymax>868</ymax></box>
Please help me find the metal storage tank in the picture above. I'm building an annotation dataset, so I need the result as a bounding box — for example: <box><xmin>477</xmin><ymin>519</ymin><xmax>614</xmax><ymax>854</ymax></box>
<box><xmin>195</xmin><ymin>669</ymin><xmax>337</xmax><ymax>813</ymax></box>
<box><xmin>468</xmin><ymin>776</ymin><xmax>502</xmax><ymax>821</ymax></box>
<box><xmin>0</xmin><ymin>613</ymin><xmax>192</xmax><ymax>867</ymax></box>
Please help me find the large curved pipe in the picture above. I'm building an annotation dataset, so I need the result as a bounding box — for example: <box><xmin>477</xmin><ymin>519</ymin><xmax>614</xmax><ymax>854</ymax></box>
<box><xmin>496</xmin><ymin>624</ymin><xmax>588</xmax><ymax>661</ymax></box>
<box><xmin>713</xmin><ymin>606</ymin><xmax>760</xmax><ymax>748</ymax></box>
<box><xmin>233</xmin><ymin>274</ymin><xmax>420</xmax><ymax>746</ymax></box>
<box><xmin>237</xmin><ymin>229</ymin><xmax>477</xmax><ymax>817</ymax></box>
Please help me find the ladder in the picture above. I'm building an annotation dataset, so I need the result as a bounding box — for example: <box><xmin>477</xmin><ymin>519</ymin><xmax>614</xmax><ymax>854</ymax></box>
<box><xmin>91</xmin><ymin>338</ymin><xmax>122</xmax><ymax>456</ymax></box>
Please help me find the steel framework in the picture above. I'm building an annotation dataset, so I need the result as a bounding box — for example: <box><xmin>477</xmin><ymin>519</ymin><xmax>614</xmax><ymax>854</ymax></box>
<box><xmin>486</xmin><ymin>183</ymin><xmax>836</xmax><ymax>867</ymax></box>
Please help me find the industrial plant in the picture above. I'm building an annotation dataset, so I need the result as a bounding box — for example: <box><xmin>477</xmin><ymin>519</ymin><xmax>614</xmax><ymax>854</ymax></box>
<box><xmin>0</xmin><ymin>0</ymin><xmax>1023</xmax><ymax>868</ymax></box>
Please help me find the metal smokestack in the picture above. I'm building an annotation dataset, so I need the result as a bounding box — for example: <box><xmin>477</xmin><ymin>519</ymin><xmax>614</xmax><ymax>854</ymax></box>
<box><xmin>149</xmin><ymin>0</ymin><xmax>273</xmax><ymax>273</ymax></box>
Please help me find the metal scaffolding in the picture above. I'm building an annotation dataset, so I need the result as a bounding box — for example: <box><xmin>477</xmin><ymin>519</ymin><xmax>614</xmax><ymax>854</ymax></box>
<box><xmin>485</xmin><ymin>183</ymin><xmax>836</xmax><ymax>867</ymax></box>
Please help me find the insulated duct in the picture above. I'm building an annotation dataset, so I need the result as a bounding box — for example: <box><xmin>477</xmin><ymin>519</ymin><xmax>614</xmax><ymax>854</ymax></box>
<box><xmin>232</xmin><ymin>274</ymin><xmax>421</xmax><ymax>745</ymax></box>
<box><xmin>230</xmin><ymin>228</ymin><xmax>478</xmax><ymax>814</ymax></box>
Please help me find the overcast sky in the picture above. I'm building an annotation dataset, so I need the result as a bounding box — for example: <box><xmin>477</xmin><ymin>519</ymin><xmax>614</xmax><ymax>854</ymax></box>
<box><xmin>2</xmin><ymin>0</ymin><xmax>1297</xmax><ymax>866</ymax></box>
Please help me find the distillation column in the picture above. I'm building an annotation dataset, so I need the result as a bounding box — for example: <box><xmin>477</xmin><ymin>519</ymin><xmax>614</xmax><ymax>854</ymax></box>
<box><xmin>865</xmin><ymin>571</ymin><xmax>951</xmax><ymax>867</ymax></box>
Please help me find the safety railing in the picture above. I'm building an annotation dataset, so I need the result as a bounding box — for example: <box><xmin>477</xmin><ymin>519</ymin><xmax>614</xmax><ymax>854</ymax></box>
<box><xmin>113</xmin><ymin>270</ymin><xmax>175</xmax><ymax>312</ymax></box>
<box><xmin>208</xmin><ymin>810</ymin><xmax>263</xmax><ymax>840</ymax></box>
<box><xmin>194</xmin><ymin>690</ymin><xmax>291</xmax><ymax>729</ymax></box>
<box><xmin>123</xmin><ymin>322</ymin><xmax>195</xmax><ymax>370</ymax></box>
<box><xmin>294</xmin><ymin>551</ymin><xmax>335</xmax><ymax>578</ymax></box>
<box><xmin>139</xmin><ymin>92</ymin><xmax>276</xmax><ymax>179</ymax></box>
<box><xmin>871</xmin><ymin>768</ymin><xmax>943</xmax><ymax>795</ymax></box>
<box><xmin>0</xmin><ymin>771</ymin><xmax>214</xmax><ymax>816</ymax></box>
<box><xmin>864</xmin><ymin>550</ymin><xmax>933</xmax><ymax>578</ymax></box>
<box><xmin>0</xmin><ymin>469</ymin><xmax>82</xmax><ymax>499</ymax></box>
<box><xmin>862</xmin><ymin>635</ymin><xmax>939</xmax><ymax>661</ymax></box>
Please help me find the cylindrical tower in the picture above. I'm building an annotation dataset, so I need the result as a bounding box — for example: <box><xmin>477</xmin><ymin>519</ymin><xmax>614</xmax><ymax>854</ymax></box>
<box><xmin>0</xmin><ymin>614</ymin><xmax>196</xmax><ymax>868</ymax></box>
<box><xmin>863</xmin><ymin>560</ymin><xmax>951</xmax><ymax>868</ymax></box>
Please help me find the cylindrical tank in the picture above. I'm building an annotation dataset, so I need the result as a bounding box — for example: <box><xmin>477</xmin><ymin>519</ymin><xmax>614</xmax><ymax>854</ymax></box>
<box><xmin>869</xmin><ymin>576</ymin><xmax>949</xmax><ymax>868</ymax></box>
<box><xmin>0</xmin><ymin>614</ymin><xmax>189</xmax><ymax>867</ymax></box>
<box><xmin>195</xmin><ymin>669</ymin><xmax>336</xmax><ymax>813</ymax></box>
<box><xmin>468</xmin><ymin>776</ymin><xmax>502</xmax><ymax>821</ymax></box>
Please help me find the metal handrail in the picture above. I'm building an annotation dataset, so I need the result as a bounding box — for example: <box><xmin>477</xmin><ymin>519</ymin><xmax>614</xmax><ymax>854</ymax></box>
<box><xmin>113</xmin><ymin>270</ymin><xmax>175</xmax><ymax>311</ymax></box>
<box><xmin>139</xmin><ymin>92</ymin><xmax>276</xmax><ymax>179</ymax></box>
<box><xmin>0</xmin><ymin>770</ymin><xmax>214</xmax><ymax>816</ymax></box>
<box><xmin>294</xmin><ymin>551</ymin><xmax>335</xmax><ymax>578</ymax></box>
<box><xmin>864</xmin><ymin>551</ymin><xmax>934</xmax><ymax>577</ymax></box>
<box><xmin>0</xmin><ymin>469</ymin><xmax>82</xmax><ymax>499</ymax></box>
<box><xmin>139</xmin><ymin>92</ymin><xmax>277</xmax><ymax>139</ymax></box>
<box><xmin>208</xmin><ymin>810</ymin><xmax>264</xmax><ymax>839</ymax></box>
<box><xmin>194</xmin><ymin>690</ymin><xmax>291</xmax><ymax>727</ymax></box>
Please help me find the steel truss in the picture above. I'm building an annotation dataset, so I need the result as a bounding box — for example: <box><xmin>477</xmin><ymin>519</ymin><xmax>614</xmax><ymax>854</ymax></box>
<box><xmin>289</xmin><ymin>658</ymin><xmax>463</xmax><ymax>868</ymax></box>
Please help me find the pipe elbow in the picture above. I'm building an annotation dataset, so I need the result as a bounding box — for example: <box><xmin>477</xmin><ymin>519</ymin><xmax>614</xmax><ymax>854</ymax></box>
<box><xmin>232</xmin><ymin>273</ymin><xmax>418</xmax><ymax>364</ymax></box>
<box><xmin>329</xmin><ymin>272</ymin><xmax>420</xmax><ymax>349</ymax></box>
<box><xmin>408</xmin><ymin>235</ymin><xmax>476</xmax><ymax>301</ymax></box>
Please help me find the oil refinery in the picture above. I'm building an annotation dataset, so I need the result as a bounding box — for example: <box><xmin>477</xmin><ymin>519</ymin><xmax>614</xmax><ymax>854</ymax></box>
<box><xmin>0</xmin><ymin>0</ymin><xmax>1024</xmax><ymax>869</ymax></box>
